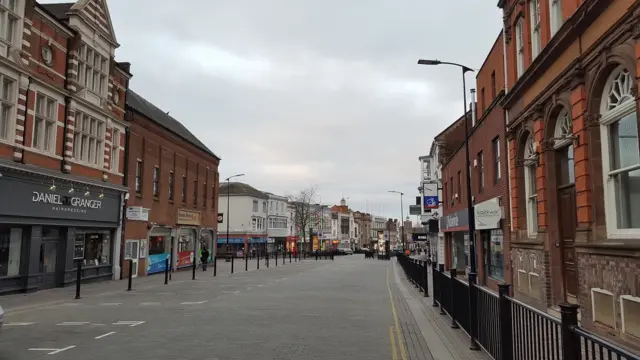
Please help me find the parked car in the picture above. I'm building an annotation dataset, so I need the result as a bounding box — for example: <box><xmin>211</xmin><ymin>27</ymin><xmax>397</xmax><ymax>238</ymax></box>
<box><xmin>0</xmin><ymin>304</ymin><xmax>4</xmax><ymax>332</ymax></box>
<box><xmin>343</xmin><ymin>248</ymin><xmax>354</xmax><ymax>255</ymax></box>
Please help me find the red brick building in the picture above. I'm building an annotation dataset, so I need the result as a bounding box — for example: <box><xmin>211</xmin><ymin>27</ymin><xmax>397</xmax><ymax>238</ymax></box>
<box><xmin>123</xmin><ymin>90</ymin><xmax>220</xmax><ymax>277</ymax></box>
<box><xmin>0</xmin><ymin>0</ymin><xmax>131</xmax><ymax>293</ymax></box>
<box><xmin>500</xmin><ymin>0</ymin><xmax>640</xmax><ymax>346</ymax></box>
<box><xmin>438</xmin><ymin>32</ymin><xmax>511</xmax><ymax>293</ymax></box>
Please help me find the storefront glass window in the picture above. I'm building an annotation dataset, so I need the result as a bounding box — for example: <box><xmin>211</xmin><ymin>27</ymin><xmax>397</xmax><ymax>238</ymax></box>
<box><xmin>177</xmin><ymin>228</ymin><xmax>195</xmax><ymax>269</ymax></box>
<box><xmin>39</xmin><ymin>241</ymin><xmax>58</xmax><ymax>273</ymax></box>
<box><xmin>0</xmin><ymin>227</ymin><xmax>22</xmax><ymax>277</ymax></box>
<box><xmin>74</xmin><ymin>232</ymin><xmax>111</xmax><ymax>266</ymax></box>
<box><xmin>484</xmin><ymin>230</ymin><xmax>504</xmax><ymax>280</ymax></box>
<box><xmin>149</xmin><ymin>236</ymin><xmax>166</xmax><ymax>255</ymax></box>
<box><xmin>451</xmin><ymin>232</ymin><xmax>467</xmax><ymax>271</ymax></box>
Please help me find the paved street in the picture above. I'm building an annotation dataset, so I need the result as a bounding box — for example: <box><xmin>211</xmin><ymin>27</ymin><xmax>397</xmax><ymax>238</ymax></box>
<box><xmin>0</xmin><ymin>256</ymin><xmax>489</xmax><ymax>360</ymax></box>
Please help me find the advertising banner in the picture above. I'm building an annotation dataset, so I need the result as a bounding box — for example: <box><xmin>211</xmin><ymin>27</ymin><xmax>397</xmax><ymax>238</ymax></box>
<box><xmin>177</xmin><ymin>251</ymin><xmax>194</xmax><ymax>269</ymax></box>
<box><xmin>147</xmin><ymin>253</ymin><xmax>170</xmax><ymax>274</ymax></box>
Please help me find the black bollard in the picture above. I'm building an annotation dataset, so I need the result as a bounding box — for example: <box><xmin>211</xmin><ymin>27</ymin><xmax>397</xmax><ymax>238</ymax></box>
<box><xmin>75</xmin><ymin>261</ymin><xmax>82</xmax><ymax>299</ymax></box>
<box><xmin>213</xmin><ymin>255</ymin><xmax>217</xmax><ymax>276</ymax></box>
<box><xmin>266</xmin><ymin>251</ymin><xmax>269</xmax><ymax>268</ymax></box>
<box><xmin>257</xmin><ymin>250</ymin><xmax>260</xmax><ymax>270</ymax></box>
<box><xmin>289</xmin><ymin>251</ymin><xmax>292</xmax><ymax>263</ymax></box>
<box><xmin>275</xmin><ymin>251</ymin><xmax>278</xmax><ymax>267</ymax></box>
<box><xmin>316</xmin><ymin>251</ymin><xmax>318</xmax><ymax>261</ymax></box>
<box><xmin>192</xmin><ymin>253</ymin><xmax>196</xmax><ymax>280</ymax></box>
<box><xmin>127</xmin><ymin>259</ymin><xmax>133</xmax><ymax>291</ymax></box>
<box><xmin>331</xmin><ymin>251</ymin><xmax>334</xmax><ymax>261</ymax></box>
<box><xmin>231</xmin><ymin>255</ymin><xmax>234</xmax><ymax>274</ymax></box>
<box><xmin>164</xmin><ymin>258</ymin><xmax>169</xmax><ymax>284</ymax></box>
<box><xmin>245</xmin><ymin>253</ymin><xmax>248</xmax><ymax>271</ymax></box>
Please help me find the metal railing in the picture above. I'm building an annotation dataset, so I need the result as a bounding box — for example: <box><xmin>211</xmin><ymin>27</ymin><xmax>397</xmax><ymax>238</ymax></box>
<box><xmin>396</xmin><ymin>254</ymin><xmax>639</xmax><ymax>360</ymax></box>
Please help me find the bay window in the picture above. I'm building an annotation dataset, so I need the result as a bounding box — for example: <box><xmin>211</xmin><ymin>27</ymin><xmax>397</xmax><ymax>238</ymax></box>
<box><xmin>524</xmin><ymin>134</ymin><xmax>538</xmax><ymax>236</ymax></box>
<box><xmin>0</xmin><ymin>75</ymin><xmax>14</xmax><ymax>141</ymax></box>
<box><xmin>33</xmin><ymin>94</ymin><xmax>56</xmax><ymax>153</ymax></box>
<box><xmin>78</xmin><ymin>43</ymin><xmax>108</xmax><ymax>96</ymax></box>
<box><xmin>73</xmin><ymin>112</ymin><xmax>104</xmax><ymax>166</ymax></box>
<box><xmin>110</xmin><ymin>128</ymin><xmax>121</xmax><ymax>172</ymax></box>
<box><xmin>530</xmin><ymin>0</ymin><xmax>541</xmax><ymax>59</ymax></box>
<box><xmin>600</xmin><ymin>66</ymin><xmax>640</xmax><ymax>232</ymax></box>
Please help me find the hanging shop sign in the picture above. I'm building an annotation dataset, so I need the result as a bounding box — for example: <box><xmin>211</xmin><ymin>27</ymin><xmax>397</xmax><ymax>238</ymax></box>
<box><xmin>409</xmin><ymin>205</ymin><xmax>422</xmax><ymax>215</ymax></box>
<box><xmin>475</xmin><ymin>199</ymin><xmax>503</xmax><ymax>230</ymax></box>
<box><xmin>126</xmin><ymin>206</ymin><xmax>149</xmax><ymax>221</ymax></box>
<box><xmin>177</xmin><ymin>209</ymin><xmax>201</xmax><ymax>226</ymax></box>
<box><xmin>440</xmin><ymin>209</ymin><xmax>469</xmax><ymax>232</ymax></box>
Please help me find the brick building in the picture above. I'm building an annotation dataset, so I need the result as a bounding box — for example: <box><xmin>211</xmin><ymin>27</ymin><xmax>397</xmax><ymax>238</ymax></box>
<box><xmin>123</xmin><ymin>90</ymin><xmax>220</xmax><ymax>277</ymax></box>
<box><xmin>0</xmin><ymin>0</ymin><xmax>131</xmax><ymax>293</ymax></box>
<box><xmin>500</xmin><ymin>0</ymin><xmax>640</xmax><ymax>345</ymax></box>
<box><xmin>438</xmin><ymin>31</ymin><xmax>511</xmax><ymax>293</ymax></box>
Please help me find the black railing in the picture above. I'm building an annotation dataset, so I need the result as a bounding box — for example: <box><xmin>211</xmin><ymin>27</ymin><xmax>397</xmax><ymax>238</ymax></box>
<box><xmin>396</xmin><ymin>254</ymin><xmax>639</xmax><ymax>360</ymax></box>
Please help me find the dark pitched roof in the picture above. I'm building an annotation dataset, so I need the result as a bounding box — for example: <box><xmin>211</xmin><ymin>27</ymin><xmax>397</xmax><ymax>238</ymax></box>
<box><xmin>126</xmin><ymin>90</ymin><xmax>220</xmax><ymax>160</ymax></box>
<box><xmin>40</xmin><ymin>3</ymin><xmax>73</xmax><ymax>21</ymax></box>
<box><xmin>219</xmin><ymin>182</ymin><xmax>268</xmax><ymax>199</ymax></box>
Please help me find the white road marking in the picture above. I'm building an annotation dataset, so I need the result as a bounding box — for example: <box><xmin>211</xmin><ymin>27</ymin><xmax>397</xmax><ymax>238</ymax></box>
<box><xmin>56</xmin><ymin>322</ymin><xmax>89</xmax><ymax>326</ymax></box>
<box><xmin>99</xmin><ymin>303</ymin><xmax>122</xmax><ymax>306</ymax></box>
<box><xmin>29</xmin><ymin>346</ymin><xmax>76</xmax><ymax>355</ymax></box>
<box><xmin>220</xmin><ymin>285</ymin><xmax>235</xmax><ymax>287</ymax></box>
<box><xmin>157</xmin><ymin>292</ymin><xmax>174</xmax><ymax>295</ymax></box>
<box><xmin>4</xmin><ymin>322</ymin><xmax>35</xmax><ymax>326</ymax></box>
<box><xmin>113</xmin><ymin>321</ymin><xmax>145</xmax><ymax>327</ymax></box>
<box><xmin>222</xmin><ymin>290</ymin><xmax>239</xmax><ymax>294</ymax></box>
<box><xmin>180</xmin><ymin>301</ymin><xmax>208</xmax><ymax>305</ymax></box>
<box><xmin>95</xmin><ymin>331</ymin><xmax>116</xmax><ymax>339</ymax></box>
<box><xmin>246</xmin><ymin>287</ymin><xmax>252</xmax><ymax>290</ymax></box>
<box><xmin>60</xmin><ymin>303</ymin><xmax>83</xmax><ymax>306</ymax></box>
<box><xmin>140</xmin><ymin>302</ymin><xmax>161</xmax><ymax>306</ymax></box>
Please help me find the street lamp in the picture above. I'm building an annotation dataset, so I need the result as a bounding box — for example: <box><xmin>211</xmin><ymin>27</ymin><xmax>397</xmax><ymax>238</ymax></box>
<box><xmin>225</xmin><ymin>173</ymin><xmax>245</xmax><ymax>262</ymax></box>
<box><xmin>418</xmin><ymin>58</ymin><xmax>478</xmax><ymax>350</ymax></box>
<box><xmin>388</xmin><ymin>190</ymin><xmax>405</xmax><ymax>251</ymax></box>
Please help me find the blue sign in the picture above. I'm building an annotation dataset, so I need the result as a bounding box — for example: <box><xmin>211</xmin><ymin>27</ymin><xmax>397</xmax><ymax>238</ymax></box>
<box><xmin>248</xmin><ymin>237</ymin><xmax>267</xmax><ymax>244</ymax></box>
<box><xmin>216</xmin><ymin>237</ymin><xmax>244</xmax><ymax>244</ymax></box>
<box><xmin>424</xmin><ymin>195</ymin><xmax>438</xmax><ymax>209</ymax></box>
<box><xmin>147</xmin><ymin>253</ymin><xmax>170</xmax><ymax>274</ymax></box>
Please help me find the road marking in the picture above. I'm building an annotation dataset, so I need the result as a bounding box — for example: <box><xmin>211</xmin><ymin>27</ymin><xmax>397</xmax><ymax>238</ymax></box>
<box><xmin>56</xmin><ymin>322</ymin><xmax>89</xmax><ymax>326</ymax></box>
<box><xmin>60</xmin><ymin>303</ymin><xmax>83</xmax><ymax>306</ymax></box>
<box><xmin>99</xmin><ymin>303</ymin><xmax>122</xmax><ymax>306</ymax></box>
<box><xmin>222</xmin><ymin>290</ymin><xmax>239</xmax><ymax>294</ymax></box>
<box><xmin>220</xmin><ymin>285</ymin><xmax>235</xmax><ymax>288</ymax></box>
<box><xmin>140</xmin><ymin>302</ymin><xmax>161</xmax><ymax>306</ymax></box>
<box><xmin>390</xmin><ymin>326</ymin><xmax>398</xmax><ymax>360</ymax></box>
<box><xmin>157</xmin><ymin>292</ymin><xmax>174</xmax><ymax>295</ymax></box>
<box><xmin>386</xmin><ymin>268</ymin><xmax>407</xmax><ymax>360</ymax></box>
<box><xmin>4</xmin><ymin>322</ymin><xmax>35</xmax><ymax>326</ymax></box>
<box><xmin>113</xmin><ymin>321</ymin><xmax>145</xmax><ymax>327</ymax></box>
<box><xmin>29</xmin><ymin>346</ymin><xmax>76</xmax><ymax>355</ymax></box>
<box><xmin>246</xmin><ymin>287</ymin><xmax>252</xmax><ymax>290</ymax></box>
<box><xmin>180</xmin><ymin>301</ymin><xmax>207</xmax><ymax>305</ymax></box>
<box><xmin>95</xmin><ymin>331</ymin><xmax>116</xmax><ymax>339</ymax></box>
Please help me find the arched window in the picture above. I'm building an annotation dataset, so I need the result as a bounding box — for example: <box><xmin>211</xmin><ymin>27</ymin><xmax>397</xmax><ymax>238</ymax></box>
<box><xmin>599</xmin><ymin>66</ymin><xmax>640</xmax><ymax>231</ymax></box>
<box><xmin>524</xmin><ymin>134</ymin><xmax>538</xmax><ymax>236</ymax></box>
<box><xmin>554</xmin><ymin>108</ymin><xmax>575</xmax><ymax>185</ymax></box>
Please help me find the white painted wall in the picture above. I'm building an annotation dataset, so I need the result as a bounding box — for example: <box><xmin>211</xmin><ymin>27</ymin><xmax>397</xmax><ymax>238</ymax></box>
<box><xmin>267</xmin><ymin>194</ymin><xmax>288</xmax><ymax>238</ymax></box>
<box><xmin>218</xmin><ymin>195</ymin><xmax>268</xmax><ymax>234</ymax></box>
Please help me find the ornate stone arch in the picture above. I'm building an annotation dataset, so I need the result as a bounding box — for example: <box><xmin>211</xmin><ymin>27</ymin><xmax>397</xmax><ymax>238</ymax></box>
<box><xmin>542</xmin><ymin>92</ymin><xmax>573</xmax><ymax>143</ymax></box>
<box><xmin>587</xmin><ymin>43</ymin><xmax>637</xmax><ymax>117</ymax></box>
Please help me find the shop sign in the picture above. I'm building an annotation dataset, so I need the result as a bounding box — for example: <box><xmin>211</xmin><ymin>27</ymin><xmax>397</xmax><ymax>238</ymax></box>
<box><xmin>0</xmin><ymin>177</ymin><xmax>121</xmax><ymax>223</ymax></box>
<box><xmin>409</xmin><ymin>205</ymin><xmax>421</xmax><ymax>215</ymax></box>
<box><xmin>73</xmin><ymin>237</ymin><xmax>85</xmax><ymax>260</ymax></box>
<box><xmin>177</xmin><ymin>209</ymin><xmax>201</xmax><ymax>225</ymax></box>
<box><xmin>475</xmin><ymin>199</ymin><xmax>503</xmax><ymax>230</ymax></box>
<box><xmin>440</xmin><ymin>209</ymin><xmax>469</xmax><ymax>232</ymax></box>
<box><xmin>412</xmin><ymin>233</ymin><xmax>428</xmax><ymax>241</ymax></box>
<box><xmin>126</xmin><ymin>206</ymin><xmax>149</xmax><ymax>221</ymax></box>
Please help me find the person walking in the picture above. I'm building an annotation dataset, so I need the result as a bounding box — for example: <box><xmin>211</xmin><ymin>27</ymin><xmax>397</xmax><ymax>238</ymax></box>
<box><xmin>201</xmin><ymin>246</ymin><xmax>210</xmax><ymax>271</ymax></box>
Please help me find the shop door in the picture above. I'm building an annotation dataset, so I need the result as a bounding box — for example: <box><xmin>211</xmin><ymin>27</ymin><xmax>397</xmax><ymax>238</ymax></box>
<box><xmin>558</xmin><ymin>186</ymin><xmax>577</xmax><ymax>299</ymax></box>
<box><xmin>40</xmin><ymin>241</ymin><xmax>59</xmax><ymax>289</ymax></box>
<box><xmin>125</xmin><ymin>240</ymin><xmax>140</xmax><ymax>278</ymax></box>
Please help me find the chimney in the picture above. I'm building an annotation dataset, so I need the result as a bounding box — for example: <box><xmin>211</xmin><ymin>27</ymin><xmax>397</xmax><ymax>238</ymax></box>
<box><xmin>470</xmin><ymin>88</ymin><xmax>477</xmax><ymax>127</ymax></box>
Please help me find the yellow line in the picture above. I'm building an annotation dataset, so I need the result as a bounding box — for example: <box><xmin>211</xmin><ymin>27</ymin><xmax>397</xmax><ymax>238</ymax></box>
<box><xmin>389</xmin><ymin>326</ymin><xmax>398</xmax><ymax>360</ymax></box>
<box><xmin>387</xmin><ymin>267</ymin><xmax>408</xmax><ymax>360</ymax></box>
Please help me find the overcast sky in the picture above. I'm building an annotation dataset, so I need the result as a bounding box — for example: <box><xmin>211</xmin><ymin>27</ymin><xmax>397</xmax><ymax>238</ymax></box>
<box><xmin>45</xmin><ymin>0</ymin><xmax>502</xmax><ymax>221</ymax></box>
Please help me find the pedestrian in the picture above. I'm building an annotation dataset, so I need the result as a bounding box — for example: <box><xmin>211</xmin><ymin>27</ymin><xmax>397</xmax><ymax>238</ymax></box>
<box><xmin>201</xmin><ymin>246</ymin><xmax>210</xmax><ymax>271</ymax></box>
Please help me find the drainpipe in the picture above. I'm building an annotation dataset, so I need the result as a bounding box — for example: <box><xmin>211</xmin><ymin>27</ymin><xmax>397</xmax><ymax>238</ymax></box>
<box><xmin>501</xmin><ymin>28</ymin><xmax>513</xmax><ymax>233</ymax></box>
<box><xmin>470</xmin><ymin>89</ymin><xmax>477</xmax><ymax>127</ymax></box>
<box><xmin>20</xmin><ymin>76</ymin><xmax>32</xmax><ymax>164</ymax></box>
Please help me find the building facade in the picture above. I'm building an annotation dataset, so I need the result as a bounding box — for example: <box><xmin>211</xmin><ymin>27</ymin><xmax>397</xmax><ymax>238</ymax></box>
<box><xmin>420</xmin><ymin>143</ymin><xmax>444</xmax><ymax>264</ymax></box>
<box><xmin>500</xmin><ymin>0</ymin><xmax>640</xmax><ymax>345</ymax></box>
<box><xmin>265</xmin><ymin>192</ymin><xmax>287</xmax><ymax>251</ymax></box>
<box><xmin>0</xmin><ymin>0</ymin><xmax>131</xmax><ymax>293</ymax></box>
<box><xmin>122</xmin><ymin>90</ymin><xmax>219</xmax><ymax>277</ymax></box>
<box><xmin>217</xmin><ymin>182</ymin><xmax>268</xmax><ymax>257</ymax></box>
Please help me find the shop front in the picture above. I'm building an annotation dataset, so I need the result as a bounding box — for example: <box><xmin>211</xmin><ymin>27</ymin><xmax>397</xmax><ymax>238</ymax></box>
<box><xmin>0</xmin><ymin>168</ymin><xmax>124</xmax><ymax>293</ymax></box>
<box><xmin>216</xmin><ymin>236</ymin><xmax>245</xmax><ymax>257</ymax></box>
<box><xmin>199</xmin><ymin>228</ymin><xmax>216</xmax><ymax>261</ymax></box>
<box><xmin>285</xmin><ymin>236</ymin><xmax>298</xmax><ymax>252</ymax></box>
<box><xmin>474</xmin><ymin>198</ymin><xmax>505</xmax><ymax>286</ymax></box>
<box><xmin>145</xmin><ymin>226</ymin><xmax>172</xmax><ymax>275</ymax></box>
<box><xmin>176</xmin><ymin>209</ymin><xmax>201</xmax><ymax>270</ymax></box>
<box><xmin>440</xmin><ymin>209</ymin><xmax>469</xmax><ymax>275</ymax></box>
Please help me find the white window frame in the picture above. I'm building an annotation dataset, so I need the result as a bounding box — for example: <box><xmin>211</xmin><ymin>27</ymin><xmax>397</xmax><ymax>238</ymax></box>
<box><xmin>599</xmin><ymin>65</ymin><xmax>640</xmax><ymax>238</ymax></box>
<box><xmin>516</xmin><ymin>18</ymin><xmax>525</xmax><ymax>77</ymax></box>
<box><xmin>72</xmin><ymin>111</ymin><xmax>105</xmax><ymax>167</ymax></box>
<box><xmin>530</xmin><ymin>0</ymin><xmax>541</xmax><ymax>59</ymax></box>
<box><xmin>524</xmin><ymin>135</ymin><xmax>538</xmax><ymax>238</ymax></box>
<box><xmin>78</xmin><ymin>43</ymin><xmax>109</xmax><ymax>96</ymax></box>
<box><xmin>620</xmin><ymin>294</ymin><xmax>640</xmax><ymax>337</ymax></box>
<box><xmin>32</xmin><ymin>93</ymin><xmax>57</xmax><ymax>154</ymax></box>
<box><xmin>110</xmin><ymin>127</ymin><xmax>123</xmax><ymax>173</ymax></box>
<box><xmin>0</xmin><ymin>0</ymin><xmax>19</xmax><ymax>50</ymax></box>
<box><xmin>549</xmin><ymin>0</ymin><xmax>563</xmax><ymax>37</ymax></box>
<box><xmin>0</xmin><ymin>74</ymin><xmax>15</xmax><ymax>142</ymax></box>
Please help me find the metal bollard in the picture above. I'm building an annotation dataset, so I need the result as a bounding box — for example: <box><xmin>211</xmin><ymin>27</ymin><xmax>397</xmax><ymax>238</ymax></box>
<box><xmin>289</xmin><ymin>251</ymin><xmax>292</xmax><ymax>263</ymax></box>
<box><xmin>75</xmin><ymin>261</ymin><xmax>82</xmax><ymax>299</ymax></box>
<box><xmin>127</xmin><ymin>259</ymin><xmax>133</xmax><ymax>291</ymax></box>
<box><xmin>231</xmin><ymin>255</ymin><xmax>234</xmax><ymax>274</ymax></box>
<box><xmin>275</xmin><ymin>251</ymin><xmax>278</xmax><ymax>266</ymax></box>
<box><xmin>266</xmin><ymin>251</ymin><xmax>269</xmax><ymax>268</ymax></box>
<box><xmin>213</xmin><ymin>256</ymin><xmax>217</xmax><ymax>276</ymax></box>
<box><xmin>164</xmin><ymin>258</ymin><xmax>169</xmax><ymax>284</ymax></box>
<box><xmin>192</xmin><ymin>253</ymin><xmax>196</xmax><ymax>280</ymax></box>
<box><xmin>316</xmin><ymin>251</ymin><xmax>318</xmax><ymax>261</ymax></box>
<box><xmin>257</xmin><ymin>250</ymin><xmax>260</xmax><ymax>270</ymax></box>
<box><xmin>245</xmin><ymin>253</ymin><xmax>248</xmax><ymax>271</ymax></box>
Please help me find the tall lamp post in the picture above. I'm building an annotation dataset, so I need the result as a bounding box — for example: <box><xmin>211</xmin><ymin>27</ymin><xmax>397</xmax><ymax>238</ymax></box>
<box><xmin>225</xmin><ymin>173</ymin><xmax>245</xmax><ymax>262</ymax></box>
<box><xmin>417</xmin><ymin>58</ymin><xmax>478</xmax><ymax>350</ymax></box>
<box><xmin>388</xmin><ymin>190</ymin><xmax>405</xmax><ymax>250</ymax></box>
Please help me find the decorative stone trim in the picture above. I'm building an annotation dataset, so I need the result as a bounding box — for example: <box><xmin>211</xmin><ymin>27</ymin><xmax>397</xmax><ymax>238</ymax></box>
<box><xmin>584</xmin><ymin>113</ymin><xmax>602</xmax><ymax>128</ymax></box>
<box><xmin>540</xmin><ymin>140</ymin><xmax>555</xmax><ymax>153</ymax></box>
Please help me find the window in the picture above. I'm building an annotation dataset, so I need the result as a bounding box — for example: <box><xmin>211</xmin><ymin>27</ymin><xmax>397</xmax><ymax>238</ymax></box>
<box><xmin>181</xmin><ymin>175</ymin><xmax>186</xmax><ymax>202</ymax></box>
<box><xmin>481</xmin><ymin>88</ymin><xmax>486</xmax><ymax>113</ymax></box>
<box><xmin>269</xmin><ymin>217</ymin><xmax>288</xmax><ymax>229</ymax></box>
<box><xmin>554</xmin><ymin>108</ymin><xmax>575</xmax><ymax>185</ymax></box>
<box><xmin>524</xmin><ymin>135</ymin><xmax>538</xmax><ymax>236</ymax></box>
<box><xmin>263</xmin><ymin>201</ymin><xmax>267</xmax><ymax>213</ymax></box>
<box><xmin>193</xmin><ymin>179</ymin><xmax>197</xmax><ymax>206</ymax></box>
<box><xmin>78</xmin><ymin>43</ymin><xmax>108</xmax><ymax>95</ymax></box>
<box><xmin>599</xmin><ymin>66</ymin><xmax>640</xmax><ymax>231</ymax></box>
<box><xmin>203</xmin><ymin>182</ymin><xmax>207</xmax><ymax>207</ymax></box>
<box><xmin>478</xmin><ymin>151</ymin><xmax>484</xmax><ymax>193</ymax></box>
<box><xmin>135</xmin><ymin>160</ymin><xmax>142</xmax><ymax>194</ymax></box>
<box><xmin>72</xmin><ymin>112</ymin><xmax>104</xmax><ymax>166</ymax></box>
<box><xmin>0</xmin><ymin>227</ymin><xmax>22</xmax><ymax>277</ymax></box>
<box><xmin>493</xmin><ymin>137</ymin><xmax>502</xmax><ymax>182</ymax></box>
<box><xmin>450</xmin><ymin>177</ymin><xmax>454</xmax><ymax>204</ymax></box>
<box><xmin>483</xmin><ymin>230</ymin><xmax>504</xmax><ymax>280</ymax></box>
<box><xmin>491</xmin><ymin>71</ymin><xmax>496</xmax><ymax>99</ymax></box>
<box><xmin>168</xmin><ymin>171</ymin><xmax>174</xmax><ymax>201</ymax></box>
<box><xmin>110</xmin><ymin>128</ymin><xmax>121</xmax><ymax>172</ymax></box>
<box><xmin>530</xmin><ymin>0</ymin><xmax>541</xmax><ymax>59</ymax></box>
<box><xmin>0</xmin><ymin>76</ymin><xmax>13</xmax><ymax>140</ymax></box>
<box><xmin>77</xmin><ymin>232</ymin><xmax>110</xmax><ymax>266</ymax></box>
<box><xmin>253</xmin><ymin>199</ymin><xmax>258</xmax><ymax>212</ymax></box>
<box><xmin>516</xmin><ymin>18</ymin><xmax>524</xmax><ymax>77</ymax></box>
<box><xmin>549</xmin><ymin>0</ymin><xmax>563</xmax><ymax>36</ymax></box>
<box><xmin>152</xmin><ymin>166</ymin><xmax>159</xmax><ymax>197</ymax></box>
<box><xmin>0</xmin><ymin>0</ymin><xmax>18</xmax><ymax>48</ymax></box>
<box><xmin>457</xmin><ymin>171</ymin><xmax>462</xmax><ymax>202</ymax></box>
<box><xmin>33</xmin><ymin>94</ymin><xmax>56</xmax><ymax>153</ymax></box>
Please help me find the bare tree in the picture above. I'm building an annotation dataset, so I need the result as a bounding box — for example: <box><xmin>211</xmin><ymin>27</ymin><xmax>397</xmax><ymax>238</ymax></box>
<box><xmin>288</xmin><ymin>185</ymin><xmax>319</xmax><ymax>252</ymax></box>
